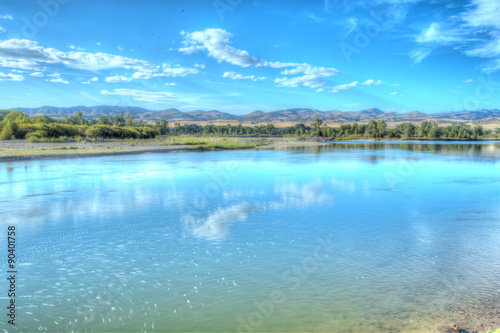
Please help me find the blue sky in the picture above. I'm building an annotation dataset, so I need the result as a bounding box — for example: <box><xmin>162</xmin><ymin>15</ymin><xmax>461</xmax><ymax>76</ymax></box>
<box><xmin>0</xmin><ymin>0</ymin><xmax>499</xmax><ymax>114</ymax></box>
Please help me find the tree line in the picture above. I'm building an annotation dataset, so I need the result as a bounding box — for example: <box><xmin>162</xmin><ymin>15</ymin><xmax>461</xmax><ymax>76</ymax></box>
<box><xmin>306</xmin><ymin>118</ymin><xmax>498</xmax><ymax>140</ymax></box>
<box><xmin>0</xmin><ymin>111</ymin><xmax>169</xmax><ymax>140</ymax></box>
<box><xmin>0</xmin><ymin>110</ymin><xmax>498</xmax><ymax>140</ymax></box>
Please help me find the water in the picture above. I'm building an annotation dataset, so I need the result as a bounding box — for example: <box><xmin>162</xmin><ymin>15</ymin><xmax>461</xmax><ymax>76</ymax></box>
<box><xmin>1</xmin><ymin>142</ymin><xmax>500</xmax><ymax>332</ymax></box>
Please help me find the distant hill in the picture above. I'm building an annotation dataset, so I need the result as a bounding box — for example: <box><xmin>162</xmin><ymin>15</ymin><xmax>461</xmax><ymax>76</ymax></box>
<box><xmin>10</xmin><ymin>106</ymin><xmax>500</xmax><ymax>125</ymax></box>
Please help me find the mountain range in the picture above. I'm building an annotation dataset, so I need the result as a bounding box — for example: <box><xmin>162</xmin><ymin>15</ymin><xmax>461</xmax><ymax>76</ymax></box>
<box><xmin>12</xmin><ymin>106</ymin><xmax>500</xmax><ymax>125</ymax></box>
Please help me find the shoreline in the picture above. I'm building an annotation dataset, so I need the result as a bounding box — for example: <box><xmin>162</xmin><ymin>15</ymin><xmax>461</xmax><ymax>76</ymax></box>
<box><xmin>0</xmin><ymin>138</ymin><xmax>332</xmax><ymax>162</ymax></box>
<box><xmin>0</xmin><ymin>137</ymin><xmax>498</xmax><ymax>162</ymax></box>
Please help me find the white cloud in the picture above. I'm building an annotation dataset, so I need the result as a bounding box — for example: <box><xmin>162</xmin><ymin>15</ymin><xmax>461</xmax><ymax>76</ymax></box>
<box><xmin>49</xmin><ymin>78</ymin><xmax>69</xmax><ymax>84</ymax></box>
<box><xmin>361</xmin><ymin>79</ymin><xmax>384</xmax><ymax>85</ymax></box>
<box><xmin>161</xmin><ymin>64</ymin><xmax>198</xmax><ymax>77</ymax></box>
<box><xmin>165</xmin><ymin>82</ymin><xmax>176</xmax><ymax>86</ymax></box>
<box><xmin>91</xmin><ymin>77</ymin><xmax>99</xmax><ymax>81</ymax></box>
<box><xmin>179</xmin><ymin>29</ymin><xmax>260</xmax><ymax>67</ymax></box>
<box><xmin>410</xmin><ymin>0</ymin><xmax>500</xmax><ymax>71</ymax></box>
<box><xmin>118</xmin><ymin>46</ymin><xmax>124</xmax><ymax>51</ymax></box>
<box><xmin>329</xmin><ymin>81</ymin><xmax>359</xmax><ymax>93</ymax></box>
<box><xmin>0</xmin><ymin>72</ymin><xmax>23</xmax><ymax>81</ymax></box>
<box><xmin>223</xmin><ymin>71</ymin><xmax>265</xmax><ymax>81</ymax></box>
<box><xmin>389</xmin><ymin>92</ymin><xmax>398</xmax><ymax>95</ymax></box>
<box><xmin>47</xmin><ymin>73</ymin><xmax>61</xmax><ymax>78</ymax></box>
<box><xmin>101</xmin><ymin>89</ymin><xmax>175</xmax><ymax>103</ymax></box>
<box><xmin>279</xmin><ymin>64</ymin><xmax>341</xmax><ymax>76</ymax></box>
<box><xmin>194</xmin><ymin>63</ymin><xmax>206</xmax><ymax>68</ymax></box>
<box><xmin>275</xmin><ymin>74</ymin><xmax>326</xmax><ymax>88</ymax></box>
<box><xmin>463</xmin><ymin>0</ymin><xmax>500</xmax><ymax>29</ymax></box>
<box><xmin>82</xmin><ymin>81</ymin><xmax>90</xmax><ymax>84</ymax></box>
<box><xmin>463</xmin><ymin>79</ymin><xmax>473</xmax><ymax>83</ymax></box>
<box><xmin>465</xmin><ymin>37</ymin><xmax>500</xmax><ymax>57</ymax></box>
<box><xmin>409</xmin><ymin>48</ymin><xmax>432</xmax><ymax>64</ymax></box>
<box><xmin>0</xmin><ymin>27</ymin><xmax>5</xmax><ymax>33</ymax></box>
<box><xmin>0</xmin><ymin>15</ymin><xmax>12</xmax><ymax>20</ymax></box>
<box><xmin>0</xmin><ymin>38</ymin><xmax>156</xmax><ymax>72</ymax></box>
<box><xmin>132</xmin><ymin>65</ymin><xmax>198</xmax><ymax>79</ymax></box>
<box><xmin>29</xmin><ymin>72</ymin><xmax>44</xmax><ymax>77</ymax></box>
<box><xmin>0</xmin><ymin>58</ymin><xmax>41</xmax><ymax>70</ymax></box>
<box><xmin>105</xmin><ymin>75</ymin><xmax>132</xmax><ymax>83</ymax></box>
<box><xmin>483</xmin><ymin>59</ymin><xmax>500</xmax><ymax>73</ymax></box>
<box><xmin>96</xmin><ymin>42</ymin><xmax>102</xmax><ymax>46</ymax></box>
<box><xmin>132</xmin><ymin>71</ymin><xmax>151</xmax><ymax>79</ymax></box>
<box><xmin>416</xmin><ymin>22</ymin><xmax>465</xmax><ymax>44</ymax></box>
<box><xmin>179</xmin><ymin>28</ymin><xmax>341</xmax><ymax>89</ymax></box>
<box><xmin>69</xmin><ymin>45</ymin><xmax>84</xmax><ymax>51</ymax></box>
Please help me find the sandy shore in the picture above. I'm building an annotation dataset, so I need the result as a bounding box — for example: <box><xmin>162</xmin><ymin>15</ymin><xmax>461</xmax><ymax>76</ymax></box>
<box><xmin>0</xmin><ymin>138</ymin><xmax>331</xmax><ymax>162</ymax></box>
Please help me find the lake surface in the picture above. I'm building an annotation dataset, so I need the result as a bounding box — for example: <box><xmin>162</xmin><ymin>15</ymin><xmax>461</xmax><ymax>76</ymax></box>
<box><xmin>1</xmin><ymin>142</ymin><xmax>500</xmax><ymax>332</ymax></box>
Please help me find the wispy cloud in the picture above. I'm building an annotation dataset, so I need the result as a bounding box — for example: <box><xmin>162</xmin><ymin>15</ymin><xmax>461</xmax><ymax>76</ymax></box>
<box><xmin>275</xmin><ymin>74</ymin><xmax>326</xmax><ymax>88</ymax></box>
<box><xmin>48</xmin><ymin>78</ymin><xmax>69</xmax><ymax>84</ymax></box>
<box><xmin>361</xmin><ymin>79</ymin><xmax>384</xmax><ymax>86</ymax></box>
<box><xmin>327</xmin><ymin>79</ymin><xmax>384</xmax><ymax>93</ymax></box>
<box><xmin>29</xmin><ymin>72</ymin><xmax>44</xmax><ymax>77</ymax></box>
<box><xmin>409</xmin><ymin>48</ymin><xmax>432</xmax><ymax>64</ymax></box>
<box><xmin>329</xmin><ymin>81</ymin><xmax>360</xmax><ymax>93</ymax></box>
<box><xmin>0</xmin><ymin>72</ymin><xmax>23</xmax><ymax>81</ymax></box>
<box><xmin>223</xmin><ymin>71</ymin><xmax>265</xmax><ymax>81</ymax></box>
<box><xmin>463</xmin><ymin>0</ymin><xmax>500</xmax><ymax>28</ymax></box>
<box><xmin>105</xmin><ymin>75</ymin><xmax>132</xmax><ymax>83</ymax></box>
<box><xmin>416</xmin><ymin>22</ymin><xmax>466</xmax><ymax>44</ymax></box>
<box><xmin>101</xmin><ymin>88</ymin><xmax>175</xmax><ymax>103</ymax></box>
<box><xmin>160</xmin><ymin>64</ymin><xmax>198</xmax><ymax>77</ymax></box>
<box><xmin>411</xmin><ymin>0</ymin><xmax>500</xmax><ymax>71</ymax></box>
<box><xmin>0</xmin><ymin>14</ymin><xmax>12</xmax><ymax>20</ymax></box>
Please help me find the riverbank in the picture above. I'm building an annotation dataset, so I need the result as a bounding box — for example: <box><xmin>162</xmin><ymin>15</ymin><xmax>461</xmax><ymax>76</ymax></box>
<box><xmin>0</xmin><ymin>137</ymin><xmax>332</xmax><ymax>162</ymax></box>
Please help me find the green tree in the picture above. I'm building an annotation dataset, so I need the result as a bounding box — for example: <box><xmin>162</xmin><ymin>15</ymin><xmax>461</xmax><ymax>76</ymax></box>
<box><xmin>366</xmin><ymin>120</ymin><xmax>378</xmax><ymax>138</ymax></box>
<box><xmin>472</xmin><ymin>125</ymin><xmax>484</xmax><ymax>139</ymax></box>
<box><xmin>0</xmin><ymin>121</ymin><xmax>19</xmax><ymax>140</ymax></box>
<box><xmin>154</xmin><ymin>120</ymin><xmax>169</xmax><ymax>135</ymax></box>
<box><xmin>376</xmin><ymin>119</ymin><xmax>387</xmax><ymax>137</ymax></box>
<box><xmin>311</xmin><ymin>117</ymin><xmax>323</xmax><ymax>128</ymax></box>
<box><xmin>114</xmin><ymin>112</ymin><xmax>126</xmax><ymax>126</ymax></box>
<box><xmin>125</xmin><ymin>113</ymin><xmax>136</xmax><ymax>127</ymax></box>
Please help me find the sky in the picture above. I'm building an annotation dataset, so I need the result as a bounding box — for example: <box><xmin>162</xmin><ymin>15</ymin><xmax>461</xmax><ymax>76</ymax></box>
<box><xmin>0</xmin><ymin>0</ymin><xmax>499</xmax><ymax>114</ymax></box>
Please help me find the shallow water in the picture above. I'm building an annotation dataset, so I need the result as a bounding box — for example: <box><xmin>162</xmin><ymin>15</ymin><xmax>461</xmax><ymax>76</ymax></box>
<box><xmin>1</xmin><ymin>142</ymin><xmax>500</xmax><ymax>332</ymax></box>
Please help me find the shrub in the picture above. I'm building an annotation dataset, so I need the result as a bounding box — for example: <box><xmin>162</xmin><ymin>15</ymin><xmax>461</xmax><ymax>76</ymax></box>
<box><xmin>0</xmin><ymin>122</ymin><xmax>15</xmax><ymax>140</ymax></box>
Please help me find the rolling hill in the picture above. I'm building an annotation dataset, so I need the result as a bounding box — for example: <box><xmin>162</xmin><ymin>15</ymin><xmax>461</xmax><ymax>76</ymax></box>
<box><xmin>11</xmin><ymin>106</ymin><xmax>500</xmax><ymax>125</ymax></box>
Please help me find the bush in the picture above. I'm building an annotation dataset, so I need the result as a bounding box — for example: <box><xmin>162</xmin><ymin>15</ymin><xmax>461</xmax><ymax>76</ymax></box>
<box><xmin>0</xmin><ymin>122</ymin><xmax>15</xmax><ymax>140</ymax></box>
<box><xmin>17</xmin><ymin>123</ymin><xmax>85</xmax><ymax>139</ymax></box>
<box><xmin>84</xmin><ymin>125</ymin><xmax>157</xmax><ymax>139</ymax></box>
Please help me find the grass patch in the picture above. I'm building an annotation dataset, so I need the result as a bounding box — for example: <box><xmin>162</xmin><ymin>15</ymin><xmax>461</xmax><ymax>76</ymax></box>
<box><xmin>50</xmin><ymin>146</ymin><xmax>80</xmax><ymax>150</ymax></box>
<box><xmin>164</xmin><ymin>136</ymin><xmax>270</xmax><ymax>149</ymax></box>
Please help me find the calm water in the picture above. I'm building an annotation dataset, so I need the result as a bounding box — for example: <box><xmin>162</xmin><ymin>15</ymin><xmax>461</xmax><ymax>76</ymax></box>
<box><xmin>1</xmin><ymin>142</ymin><xmax>500</xmax><ymax>332</ymax></box>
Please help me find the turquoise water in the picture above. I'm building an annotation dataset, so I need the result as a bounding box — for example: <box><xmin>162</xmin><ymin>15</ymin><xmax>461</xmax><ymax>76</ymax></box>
<box><xmin>1</xmin><ymin>142</ymin><xmax>500</xmax><ymax>332</ymax></box>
